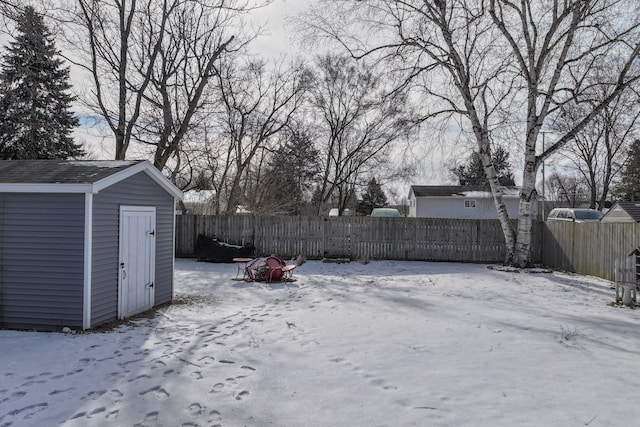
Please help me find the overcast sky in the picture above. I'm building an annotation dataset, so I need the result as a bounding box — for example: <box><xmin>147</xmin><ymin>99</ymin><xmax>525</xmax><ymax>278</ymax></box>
<box><xmin>249</xmin><ymin>0</ymin><xmax>311</xmax><ymax>58</ymax></box>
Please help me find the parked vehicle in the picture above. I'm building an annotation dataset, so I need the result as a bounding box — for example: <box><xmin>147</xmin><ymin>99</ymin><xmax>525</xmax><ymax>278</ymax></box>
<box><xmin>328</xmin><ymin>208</ymin><xmax>352</xmax><ymax>216</ymax></box>
<box><xmin>547</xmin><ymin>208</ymin><xmax>602</xmax><ymax>222</ymax></box>
<box><xmin>370</xmin><ymin>208</ymin><xmax>401</xmax><ymax>217</ymax></box>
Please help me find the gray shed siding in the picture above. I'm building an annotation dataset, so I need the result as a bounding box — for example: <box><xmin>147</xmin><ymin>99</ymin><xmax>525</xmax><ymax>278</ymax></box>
<box><xmin>0</xmin><ymin>193</ymin><xmax>85</xmax><ymax>330</ymax></box>
<box><xmin>91</xmin><ymin>172</ymin><xmax>175</xmax><ymax>326</ymax></box>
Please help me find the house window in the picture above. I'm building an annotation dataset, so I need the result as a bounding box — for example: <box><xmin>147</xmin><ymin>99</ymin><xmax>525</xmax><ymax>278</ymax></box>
<box><xmin>465</xmin><ymin>200</ymin><xmax>476</xmax><ymax>208</ymax></box>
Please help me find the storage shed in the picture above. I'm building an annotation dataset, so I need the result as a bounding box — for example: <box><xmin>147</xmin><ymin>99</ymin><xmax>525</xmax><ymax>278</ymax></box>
<box><xmin>0</xmin><ymin>160</ymin><xmax>183</xmax><ymax>330</ymax></box>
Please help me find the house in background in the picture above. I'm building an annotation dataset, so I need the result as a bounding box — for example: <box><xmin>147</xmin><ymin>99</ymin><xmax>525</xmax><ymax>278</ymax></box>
<box><xmin>408</xmin><ymin>185</ymin><xmax>535</xmax><ymax>219</ymax></box>
<box><xmin>0</xmin><ymin>160</ymin><xmax>182</xmax><ymax>331</ymax></box>
<box><xmin>600</xmin><ymin>201</ymin><xmax>640</xmax><ymax>222</ymax></box>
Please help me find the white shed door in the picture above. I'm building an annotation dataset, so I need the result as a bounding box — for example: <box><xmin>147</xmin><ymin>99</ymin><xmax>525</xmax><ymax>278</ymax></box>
<box><xmin>119</xmin><ymin>206</ymin><xmax>156</xmax><ymax>318</ymax></box>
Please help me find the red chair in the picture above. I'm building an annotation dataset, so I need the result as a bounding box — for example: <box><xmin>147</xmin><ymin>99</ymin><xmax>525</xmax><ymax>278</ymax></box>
<box><xmin>265</xmin><ymin>256</ymin><xmax>286</xmax><ymax>282</ymax></box>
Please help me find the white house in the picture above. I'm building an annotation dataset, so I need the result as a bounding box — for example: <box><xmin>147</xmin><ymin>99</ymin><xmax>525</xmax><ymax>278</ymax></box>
<box><xmin>408</xmin><ymin>185</ymin><xmax>534</xmax><ymax>219</ymax></box>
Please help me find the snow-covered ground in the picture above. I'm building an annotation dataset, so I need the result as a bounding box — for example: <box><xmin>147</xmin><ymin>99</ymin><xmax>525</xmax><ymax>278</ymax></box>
<box><xmin>2</xmin><ymin>258</ymin><xmax>640</xmax><ymax>427</ymax></box>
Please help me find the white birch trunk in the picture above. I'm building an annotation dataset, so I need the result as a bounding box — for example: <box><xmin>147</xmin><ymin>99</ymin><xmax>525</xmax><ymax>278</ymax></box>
<box><xmin>478</xmin><ymin>142</ymin><xmax>517</xmax><ymax>264</ymax></box>
<box><xmin>515</xmin><ymin>166</ymin><xmax>538</xmax><ymax>267</ymax></box>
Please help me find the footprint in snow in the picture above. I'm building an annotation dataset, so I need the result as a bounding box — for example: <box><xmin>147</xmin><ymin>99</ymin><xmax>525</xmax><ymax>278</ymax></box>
<box><xmin>188</xmin><ymin>402</ymin><xmax>203</xmax><ymax>416</ymax></box>
<box><xmin>127</xmin><ymin>374</ymin><xmax>151</xmax><ymax>383</ymax></box>
<box><xmin>144</xmin><ymin>411</ymin><xmax>159</xmax><ymax>421</ymax></box>
<box><xmin>209</xmin><ymin>409</ymin><xmax>222</xmax><ymax>423</ymax></box>
<box><xmin>209</xmin><ymin>383</ymin><xmax>224</xmax><ymax>393</ymax></box>
<box><xmin>83</xmin><ymin>390</ymin><xmax>107</xmax><ymax>400</ymax></box>
<box><xmin>87</xmin><ymin>406</ymin><xmax>106</xmax><ymax>418</ymax></box>
<box><xmin>139</xmin><ymin>386</ymin><xmax>170</xmax><ymax>400</ymax></box>
<box><xmin>8</xmin><ymin>402</ymin><xmax>48</xmax><ymax>417</ymax></box>
<box><xmin>24</xmin><ymin>372</ymin><xmax>51</xmax><ymax>380</ymax></box>
<box><xmin>235</xmin><ymin>390</ymin><xmax>250</xmax><ymax>401</ymax></box>
<box><xmin>106</xmin><ymin>409</ymin><xmax>119</xmax><ymax>419</ymax></box>
<box><xmin>106</xmin><ymin>371</ymin><xmax>125</xmax><ymax>380</ymax></box>
<box><xmin>151</xmin><ymin>359</ymin><xmax>167</xmax><ymax>368</ymax></box>
<box><xmin>77</xmin><ymin>357</ymin><xmax>96</xmax><ymax>366</ymax></box>
<box><xmin>0</xmin><ymin>390</ymin><xmax>26</xmax><ymax>403</ymax></box>
<box><xmin>49</xmin><ymin>387</ymin><xmax>75</xmax><ymax>396</ymax></box>
<box><xmin>198</xmin><ymin>356</ymin><xmax>215</xmax><ymax>364</ymax></box>
<box><xmin>69</xmin><ymin>411</ymin><xmax>86</xmax><ymax>420</ymax></box>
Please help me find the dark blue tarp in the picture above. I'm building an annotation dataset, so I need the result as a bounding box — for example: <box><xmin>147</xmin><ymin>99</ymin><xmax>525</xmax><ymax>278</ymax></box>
<box><xmin>194</xmin><ymin>234</ymin><xmax>255</xmax><ymax>263</ymax></box>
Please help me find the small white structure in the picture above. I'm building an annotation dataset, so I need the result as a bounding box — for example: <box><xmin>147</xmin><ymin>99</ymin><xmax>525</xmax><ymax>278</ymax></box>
<box><xmin>600</xmin><ymin>201</ymin><xmax>640</xmax><ymax>223</ymax></box>
<box><xmin>408</xmin><ymin>185</ymin><xmax>532</xmax><ymax>219</ymax></box>
<box><xmin>614</xmin><ymin>250</ymin><xmax>639</xmax><ymax>307</ymax></box>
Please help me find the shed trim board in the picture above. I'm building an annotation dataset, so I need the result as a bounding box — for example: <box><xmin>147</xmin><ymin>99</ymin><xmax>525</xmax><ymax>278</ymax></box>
<box><xmin>0</xmin><ymin>183</ymin><xmax>93</xmax><ymax>193</ymax></box>
<box><xmin>172</xmin><ymin>204</ymin><xmax>177</xmax><ymax>298</ymax></box>
<box><xmin>83</xmin><ymin>193</ymin><xmax>93</xmax><ymax>329</ymax></box>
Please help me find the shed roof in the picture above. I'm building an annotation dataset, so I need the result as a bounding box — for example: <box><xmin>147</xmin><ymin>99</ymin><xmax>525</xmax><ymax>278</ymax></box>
<box><xmin>604</xmin><ymin>201</ymin><xmax>640</xmax><ymax>222</ymax></box>
<box><xmin>410</xmin><ymin>185</ymin><xmax>520</xmax><ymax>198</ymax></box>
<box><xmin>0</xmin><ymin>160</ymin><xmax>182</xmax><ymax>199</ymax></box>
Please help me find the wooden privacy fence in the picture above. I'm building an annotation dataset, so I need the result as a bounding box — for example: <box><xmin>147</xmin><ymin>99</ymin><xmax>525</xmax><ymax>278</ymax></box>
<box><xmin>175</xmin><ymin>215</ymin><xmax>540</xmax><ymax>263</ymax></box>
<box><xmin>541</xmin><ymin>222</ymin><xmax>640</xmax><ymax>282</ymax></box>
<box><xmin>177</xmin><ymin>215</ymin><xmax>640</xmax><ymax>282</ymax></box>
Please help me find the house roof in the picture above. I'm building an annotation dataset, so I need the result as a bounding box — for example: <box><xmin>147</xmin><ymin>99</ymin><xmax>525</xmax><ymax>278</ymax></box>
<box><xmin>603</xmin><ymin>201</ymin><xmax>640</xmax><ymax>222</ymax></box>
<box><xmin>0</xmin><ymin>160</ymin><xmax>183</xmax><ymax>199</ymax></box>
<box><xmin>410</xmin><ymin>185</ymin><xmax>521</xmax><ymax>198</ymax></box>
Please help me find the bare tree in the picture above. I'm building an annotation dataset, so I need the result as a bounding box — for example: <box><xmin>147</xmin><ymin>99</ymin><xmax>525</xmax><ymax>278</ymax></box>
<box><xmin>546</xmin><ymin>171</ymin><xmax>589</xmax><ymax>208</ymax></box>
<box><xmin>553</xmin><ymin>82</ymin><xmax>640</xmax><ymax>210</ymax></box>
<box><xmin>305</xmin><ymin>0</ymin><xmax>640</xmax><ymax>266</ymax></box>
<box><xmin>205</xmin><ymin>59</ymin><xmax>309</xmax><ymax>214</ymax></box>
<box><xmin>133</xmin><ymin>1</ymin><xmax>242</xmax><ymax>172</ymax></box>
<box><xmin>307</xmin><ymin>54</ymin><xmax>415</xmax><ymax>215</ymax></box>
<box><xmin>0</xmin><ymin>0</ymin><xmax>19</xmax><ymax>18</ymax></box>
<box><xmin>58</xmin><ymin>0</ymin><xmax>265</xmax><ymax>163</ymax></box>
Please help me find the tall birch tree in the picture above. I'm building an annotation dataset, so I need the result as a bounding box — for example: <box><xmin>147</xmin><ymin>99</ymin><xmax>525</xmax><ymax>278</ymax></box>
<box><xmin>305</xmin><ymin>0</ymin><xmax>640</xmax><ymax>266</ymax></box>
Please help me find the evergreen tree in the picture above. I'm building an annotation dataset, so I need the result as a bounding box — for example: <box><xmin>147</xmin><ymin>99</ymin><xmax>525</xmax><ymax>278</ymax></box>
<box><xmin>253</xmin><ymin>131</ymin><xmax>320</xmax><ymax>215</ymax></box>
<box><xmin>614</xmin><ymin>139</ymin><xmax>640</xmax><ymax>201</ymax></box>
<box><xmin>0</xmin><ymin>6</ymin><xmax>82</xmax><ymax>159</ymax></box>
<box><xmin>356</xmin><ymin>177</ymin><xmax>388</xmax><ymax>215</ymax></box>
<box><xmin>451</xmin><ymin>147</ymin><xmax>515</xmax><ymax>186</ymax></box>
